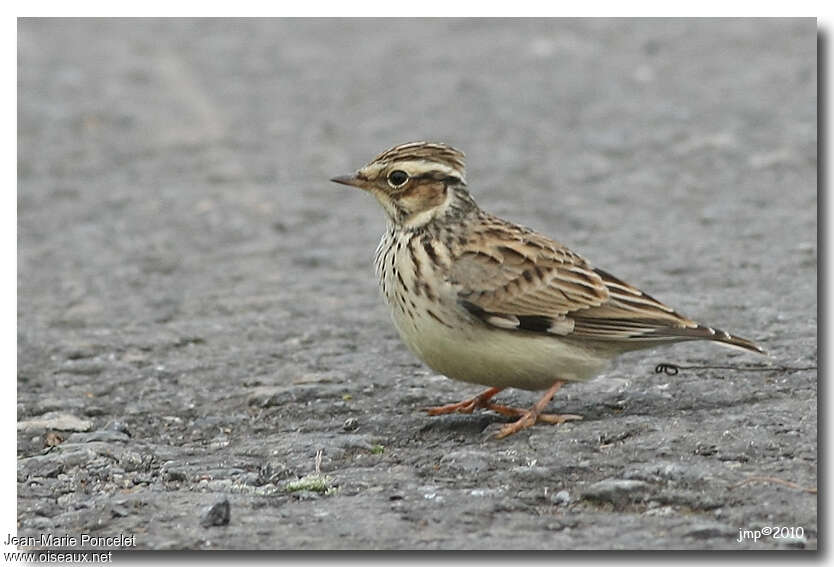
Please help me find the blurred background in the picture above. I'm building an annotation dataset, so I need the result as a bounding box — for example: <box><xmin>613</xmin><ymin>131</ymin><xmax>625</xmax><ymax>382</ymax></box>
<box><xmin>18</xmin><ymin>19</ymin><xmax>816</xmax><ymax>341</ymax></box>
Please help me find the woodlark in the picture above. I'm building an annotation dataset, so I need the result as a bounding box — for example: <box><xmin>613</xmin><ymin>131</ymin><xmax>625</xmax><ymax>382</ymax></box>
<box><xmin>332</xmin><ymin>141</ymin><xmax>764</xmax><ymax>439</ymax></box>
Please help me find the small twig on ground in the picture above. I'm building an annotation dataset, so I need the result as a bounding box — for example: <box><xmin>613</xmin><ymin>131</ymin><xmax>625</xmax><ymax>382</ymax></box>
<box><xmin>654</xmin><ymin>362</ymin><xmax>817</xmax><ymax>376</ymax></box>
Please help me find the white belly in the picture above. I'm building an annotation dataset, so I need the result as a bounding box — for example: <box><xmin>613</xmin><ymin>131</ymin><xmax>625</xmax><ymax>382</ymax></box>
<box><xmin>390</xmin><ymin>306</ymin><xmax>611</xmax><ymax>391</ymax></box>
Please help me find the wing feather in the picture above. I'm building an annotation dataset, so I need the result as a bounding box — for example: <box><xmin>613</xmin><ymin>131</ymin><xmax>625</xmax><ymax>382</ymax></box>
<box><xmin>449</xmin><ymin>218</ymin><xmax>701</xmax><ymax>342</ymax></box>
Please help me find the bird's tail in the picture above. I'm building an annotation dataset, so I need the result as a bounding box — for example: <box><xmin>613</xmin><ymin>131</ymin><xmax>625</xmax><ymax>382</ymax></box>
<box><xmin>666</xmin><ymin>324</ymin><xmax>766</xmax><ymax>355</ymax></box>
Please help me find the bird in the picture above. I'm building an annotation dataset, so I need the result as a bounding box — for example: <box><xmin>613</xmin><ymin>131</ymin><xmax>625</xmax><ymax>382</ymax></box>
<box><xmin>331</xmin><ymin>141</ymin><xmax>765</xmax><ymax>439</ymax></box>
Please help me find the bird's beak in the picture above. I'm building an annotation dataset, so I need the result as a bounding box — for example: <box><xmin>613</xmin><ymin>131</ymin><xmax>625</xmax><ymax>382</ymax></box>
<box><xmin>330</xmin><ymin>173</ymin><xmax>365</xmax><ymax>189</ymax></box>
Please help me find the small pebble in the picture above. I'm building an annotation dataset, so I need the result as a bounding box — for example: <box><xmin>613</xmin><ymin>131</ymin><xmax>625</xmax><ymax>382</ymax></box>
<box><xmin>18</xmin><ymin>413</ymin><xmax>92</xmax><ymax>433</ymax></box>
<box><xmin>104</xmin><ymin>421</ymin><xmax>132</xmax><ymax>436</ymax></box>
<box><xmin>110</xmin><ymin>503</ymin><xmax>130</xmax><ymax>518</ymax></box>
<box><xmin>551</xmin><ymin>490</ymin><xmax>570</xmax><ymax>506</ymax></box>
<box><xmin>582</xmin><ymin>479</ymin><xmax>649</xmax><ymax>505</ymax></box>
<box><xmin>165</xmin><ymin>469</ymin><xmax>188</xmax><ymax>482</ymax></box>
<box><xmin>43</xmin><ymin>431</ymin><xmax>65</xmax><ymax>448</ymax></box>
<box><xmin>200</xmin><ymin>498</ymin><xmax>230</xmax><ymax>527</ymax></box>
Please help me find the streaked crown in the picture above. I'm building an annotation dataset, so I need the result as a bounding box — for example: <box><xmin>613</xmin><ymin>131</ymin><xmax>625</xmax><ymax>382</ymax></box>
<box><xmin>368</xmin><ymin>141</ymin><xmax>467</xmax><ymax>185</ymax></box>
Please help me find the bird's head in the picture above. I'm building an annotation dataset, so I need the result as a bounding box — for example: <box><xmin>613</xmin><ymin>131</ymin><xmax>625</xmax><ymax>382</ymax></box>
<box><xmin>331</xmin><ymin>141</ymin><xmax>469</xmax><ymax>229</ymax></box>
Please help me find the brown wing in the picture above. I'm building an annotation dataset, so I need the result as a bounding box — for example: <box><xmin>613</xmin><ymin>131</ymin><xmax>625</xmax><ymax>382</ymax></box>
<box><xmin>570</xmin><ymin>267</ymin><xmax>701</xmax><ymax>340</ymax></box>
<box><xmin>450</xmin><ymin>227</ymin><xmax>609</xmax><ymax>335</ymax></box>
<box><xmin>449</xmin><ymin>218</ymin><xmax>764</xmax><ymax>353</ymax></box>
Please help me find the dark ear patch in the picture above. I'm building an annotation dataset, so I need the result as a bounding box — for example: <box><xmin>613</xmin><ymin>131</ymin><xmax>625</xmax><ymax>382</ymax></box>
<box><xmin>399</xmin><ymin>181</ymin><xmax>447</xmax><ymax>211</ymax></box>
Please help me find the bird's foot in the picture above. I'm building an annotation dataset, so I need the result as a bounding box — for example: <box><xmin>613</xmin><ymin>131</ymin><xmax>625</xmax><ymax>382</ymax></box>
<box><xmin>492</xmin><ymin>380</ymin><xmax>580</xmax><ymax>439</ymax></box>
<box><xmin>423</xmin><ymin>387</ymin><xmax>503</xmax><ymax>415</ymax></box>
<box><xmin>495</xmin><ymin>410</ymin><xmax>583</xmax><ymax>439</ymax></box>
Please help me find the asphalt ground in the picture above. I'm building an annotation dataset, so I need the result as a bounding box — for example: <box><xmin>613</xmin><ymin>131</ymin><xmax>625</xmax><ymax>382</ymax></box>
<box><xmin>17</xmin><ymin>18</ymin><xmax>816</xmax><ymax>549</ymax></box>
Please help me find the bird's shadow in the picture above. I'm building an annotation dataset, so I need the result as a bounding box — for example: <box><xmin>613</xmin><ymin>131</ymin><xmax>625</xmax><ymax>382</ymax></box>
<box><xmin>408</xmin><ymin>383</ymin><xmax>788</xmax><ymax>439</ymax></box>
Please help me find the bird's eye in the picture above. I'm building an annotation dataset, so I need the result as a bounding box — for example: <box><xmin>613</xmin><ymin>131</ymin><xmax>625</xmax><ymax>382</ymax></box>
<box><xmin>387</xmin><ymin>170</ymin><xmax>409</xmax><ymax>188</ymax></box>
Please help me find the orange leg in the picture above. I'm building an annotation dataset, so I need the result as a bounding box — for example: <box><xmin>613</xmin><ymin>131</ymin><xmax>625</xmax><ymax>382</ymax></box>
<box><xmin>494</xmin><ymin>381</ymin><xmax>582</xmax><ymax>439</ymax></box>
<box><xmin>424</xmin><ymin>387</ymin><xmax>503</xmax><ymax>415</ymax></box>
<box><xmin>424</xmin><ymin>382</ymin><xmax>582</xmax><ymax>439</ymax></box>
<box><xmin>484</xmin><ymin>402</ymin><xmax>581</xmax><ymax>422</ymax></box>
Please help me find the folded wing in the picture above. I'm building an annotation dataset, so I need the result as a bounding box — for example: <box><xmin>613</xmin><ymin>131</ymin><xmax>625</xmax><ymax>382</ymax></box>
<box><xmin>449</xmin><ymin>218</ymin><xmax>763</xmax><ymax>354</ymax></box>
